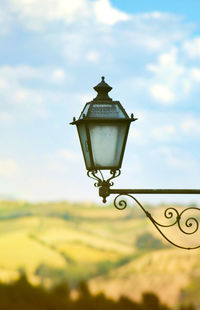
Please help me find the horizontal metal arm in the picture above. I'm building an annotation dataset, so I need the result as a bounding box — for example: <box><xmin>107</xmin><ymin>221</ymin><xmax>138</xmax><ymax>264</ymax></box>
<box><xmin>88</xmin><ymin>170</ymin><xmax>200</xmax><ymax>249</ymax></box>
<box><xmin>109</xmin><ymin>189</ymin><xmax>200</xmax><ymax>195</ymax></box>
<box><xmin>113</xmin><ymin>193</ymin><xmax>200</xmax><ymax>250</ymax></box>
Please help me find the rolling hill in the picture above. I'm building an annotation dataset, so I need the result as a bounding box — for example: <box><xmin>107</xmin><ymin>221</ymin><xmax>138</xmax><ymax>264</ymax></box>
<box><xmin>0</xmin><ymin>200</ymin><xmax>199</xmax><ymax>308</ymax></box>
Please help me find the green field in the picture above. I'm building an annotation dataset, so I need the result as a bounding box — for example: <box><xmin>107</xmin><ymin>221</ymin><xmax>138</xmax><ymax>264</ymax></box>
<box><xmin>0</xmin><ymin>200</ymin><xmax>199</xmax><ymax>308</ymax></box>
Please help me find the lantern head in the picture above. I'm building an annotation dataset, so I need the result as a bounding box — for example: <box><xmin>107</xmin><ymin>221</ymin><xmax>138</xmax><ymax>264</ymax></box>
<box><xmin>71</xmin><ymin>77</ymin><xmax>137</xmax><ymax>171</ymax></box>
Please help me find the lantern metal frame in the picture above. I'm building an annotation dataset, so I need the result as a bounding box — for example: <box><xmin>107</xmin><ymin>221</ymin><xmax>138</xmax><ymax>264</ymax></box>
<box><xmin>71</xmin><ymin>76</ymin><xmax>136</xmax><ymax>171</ymax></box>
<box><xmin>71</xmin><ymin>77</ymin><xmax>200</xmax><ymax>250</ymax></box>
<box><xmin>71</xmin><ymin>118</ymin><xmax>134</xmax><ymax>171</ymax></box>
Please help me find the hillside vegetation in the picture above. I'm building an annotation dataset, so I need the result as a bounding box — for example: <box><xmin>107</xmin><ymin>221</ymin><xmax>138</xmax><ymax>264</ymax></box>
<box><xmin>0</xmin><ymin>200</ymin><xmax>199</xmax><ymax>308</ymax></box>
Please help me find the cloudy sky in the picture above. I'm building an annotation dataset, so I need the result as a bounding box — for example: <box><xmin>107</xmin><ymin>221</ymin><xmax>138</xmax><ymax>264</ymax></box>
<box><xmin>1</xmin><ymin>0</ymin><xmax>200</xmax><ymax>204</ymax></box>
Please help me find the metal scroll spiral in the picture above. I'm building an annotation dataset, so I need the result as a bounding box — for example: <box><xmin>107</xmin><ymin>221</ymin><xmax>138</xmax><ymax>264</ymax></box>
<box><xmin>114</xmin><ymin>194</ymin><xmax>200</xmax><ymax>250</ymax></box>
<box><xmin>87</xmin><ymin>169</ymin><xmax>121</xmax><ymax>188</ymax></box>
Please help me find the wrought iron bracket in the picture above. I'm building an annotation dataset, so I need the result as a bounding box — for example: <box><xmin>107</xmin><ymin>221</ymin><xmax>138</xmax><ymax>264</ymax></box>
<box><xmin>112</xmin><ymin>193</ymin><xmax>200</xmax><ymax>250</ymax></box>
<box><xmin>87</xmin><ymin>169</ymin><xmax>200</xmax><ymax>250</ymax></box>
<box><xmin>87</xmin><ymin>169</ymin><xmax>121</xmax><ymax>203</ymax></box>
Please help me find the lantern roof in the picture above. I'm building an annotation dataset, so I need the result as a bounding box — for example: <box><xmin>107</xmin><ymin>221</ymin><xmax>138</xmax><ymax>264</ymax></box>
<box><xmin>70</xmin><ymin>77</ymin><xmax>137</xmax><ymax>124</ymax></box>
<box><xmin>70</xmin><ymin>77</ymin><xmax>137</xmax><ymax>171</ymax></box>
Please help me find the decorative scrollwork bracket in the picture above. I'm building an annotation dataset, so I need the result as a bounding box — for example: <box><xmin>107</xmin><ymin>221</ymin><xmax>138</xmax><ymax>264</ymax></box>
<box><xmin>113</xmin><ymin>193</ymin><xmax>200</xmax><ymax>250</ymax></box>
<box><xmin>87</xmin><ymin>169</ymin><xmax>121</xmax><ymax>203</ymax></box>
<box><xmin>86</xmin><ymin>172</ymin><xmax>200</xmax><ymax>249</ymax></box>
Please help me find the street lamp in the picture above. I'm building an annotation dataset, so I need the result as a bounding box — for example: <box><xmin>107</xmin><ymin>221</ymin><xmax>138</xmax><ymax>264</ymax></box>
<box><xmin>71</xmin><ymin>76</ymin><xmax>136</xmax><ymax>171</ymax></box>
<box><xmin>71</xmin><ymin>77</ymin><xmax>200</xmax><ymax>250</ymax></box>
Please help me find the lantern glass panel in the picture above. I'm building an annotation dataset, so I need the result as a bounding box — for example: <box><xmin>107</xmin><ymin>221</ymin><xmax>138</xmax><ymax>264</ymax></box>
<box><xmin>77</xmin><ymin>123</ymin><xmax>92</xmax><ymax>170</ymax></box>
<box><xmin>80</xmin><ymin>103</ymin><xmax>90</xmax><ymax>119</ymax></box>
<box><xmin>88</xmin><ymin>103</ymin><xmax>126</xmax><ymax>118</ymax></box>
<box><xmin>88</xmin><ymin>122</ymin><xmax>128</xmax><ymax>168</ymax></box>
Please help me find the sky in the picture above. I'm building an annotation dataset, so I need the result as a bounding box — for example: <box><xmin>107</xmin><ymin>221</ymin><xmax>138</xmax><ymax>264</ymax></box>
<box><xmin>1</xmin><ymin>0</ymin><xmax>200</xmax><ymax>204</ymax></box>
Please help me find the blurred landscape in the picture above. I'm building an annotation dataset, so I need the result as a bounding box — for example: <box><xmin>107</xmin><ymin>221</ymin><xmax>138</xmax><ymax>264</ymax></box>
<box><xmin>0</xmin><ymin>200</ymin><xmax>199</xmax><ymax>308</ymax></box>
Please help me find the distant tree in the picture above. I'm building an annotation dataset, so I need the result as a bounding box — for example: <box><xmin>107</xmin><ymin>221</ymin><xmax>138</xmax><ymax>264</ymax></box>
<box><xmin>0</xmin><ymin>274</ymin><xmax>192</xmax><ymax>310</ymax></box>
<box><xmin>118</xmin><ymin>296</ymin><xmax>141</xmax><ymax>310</ymax></box>
<box><xmin>51</xmin><ymin>282</ymin><xmax>70</xmax><ymax>299</ymax></box>
<box><xmin>78</xmin><ymin>280</ymin><xmax>90</xmax><ymax>297</ymax></box>
<box><xmin>179</xmin><ymin>305</ymin><xmax>196</xmax><ymax>310</ymax></box>
<box><xmin>141</xmin><ymin>292</ymin><xmax>170</xmax><ymax>310</ymax></box>
<box><xmin>136</xmin><ymin>232</ymin><xmax>167</xmax><ymax>250</ymax></box>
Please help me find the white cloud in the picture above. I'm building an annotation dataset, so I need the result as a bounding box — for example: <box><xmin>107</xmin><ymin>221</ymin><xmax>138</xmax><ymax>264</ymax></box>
<box><xmin>0</xmin><ymin>159</ymin><xmax>19</xmax><ymax>177</ymax></box>
<box><xmin>14</xmin><ymin>89</ymin><xmax>29</xmax><ymax>102</ymax></box>
<box><xmin>44</xmin><ymin>149</ymin><xmax>80</xmax><ymax>175</ymax></box>
<box><xmin>183</xmin><ymin>37</ymin><xmax>200</xmax><ymax>59</ymax></box>
<box><xmin>56</xmin><ymin>149</ymin><xmax>79</xmax><ymax>161</ymax></box>
<box><xmin>10</xmin><ymin>88</ymin><xmax>45</xmax><ymax>117</ymax></box>
<box><xmin>122</xmin><ymin>13</ymin><xmax>191</xmax><ymax>53</ymax></box>
<box><xmin>0</xmin><ymin>65</ymin><xmax>71</xmax><ymax>120</ymax></box>
<box><xmin>146</xmin><ymin>46</ymin><xmax>200</xmax><ymax>103</ymax></box>
<box><xmin>156</xmin><ymin>147</ymin><xmax>196</xmax><ymax>169</ymax></box>
<box><xmin>0</xmin><ymin>65</ymin><xmax>66</xmax><ymax>85</ymax></box>
<box><xmin>0</xmin><ymin>2</ymin><xmax>193</xmax><ymax>69</ymax></box>
<box><xmin>93</xmin><ymin>0</ymin><xmax>130</xmax><ymax>25</ymax></box>
<box><xmin>51</xmin><ymin>69</ymin><xmax>66</xmax><ymax>83</ymax></box>
<box><xmin>129</xmin><ymin>128</ymin><xmax>143</xmax><ymax>141</ymax></box>
<box><xmin>0</xmin><ymin>112</ymin><xmax>13</xmax><ymax>123</ymax></box>
<box><xmin>61</xmin><ymin>33</ymin><xmax>85</xmax><ymax>63</ymax></box>
<box><xmin>7</xmin><ymin>0</ymin><xmax>129</xmax><ymax>31</ymax></box>
<box><xmin>77</xmin><ymin>93</ymin><xmax>93</xmax><ymax>104</ymax></box>
<box><xmin>180</xmin><ymin>117</ymin><xmax>200</xmax><ymax>135</ymax></box>
<box><xmin>130</xmin><ymin>113</ymin><xmax>200</xmax><ymax>145</ymax></box>
<box><xmin>86</xmin><ymin>50</ymin><xmax>100</xmax><ymax>62</ymax></box>
<box><xmin>147</xmin><ymin>47</ymin><xmax>182</xmax><ymax>73</ymax></box>
<box><xmin>0</xmin><ymin>6</ymin><xmax>11</xmax><ymax>35</ymax></box>
<box><xmin>152</xmin><ymin>125</ymin><xmax>176</xmax><ymax>141</ymax></box>
<box><xmin>9</xmin><ymin>0</ymin><xmax>90</xmax><ymax>30</ymax></box>
<box><xmin>150</xmin><ymin>84</ymin><xmax>175</xmax><ymax>103</ymax></box>
<box><xmin>46</xmin><ymin>162</ymin><xmax>68</xmax><ymax>174</ymax></box>
<box><xmin>190</xmin><ymin>67</ymin><xmax>200</xmax><ymax>82</ymax></box>
<box><xmin>1</xmin><ymin>3</ymin><xmax>200</xmax><ymax>202</ymax></box>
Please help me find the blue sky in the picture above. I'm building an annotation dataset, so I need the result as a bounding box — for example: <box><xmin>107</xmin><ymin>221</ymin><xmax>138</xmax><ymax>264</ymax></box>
<box><xmin>112</xmin><ymin>0</ymin><xmax>200</xmax><ymax>24</ymax></box>
<box><xmin>1</xmin><ymin>0</ymin><xmax>200</xmax><ymax>204</ymax></box>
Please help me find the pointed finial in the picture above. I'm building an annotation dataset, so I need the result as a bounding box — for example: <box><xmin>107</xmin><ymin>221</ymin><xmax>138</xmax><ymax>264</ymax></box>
<box><xmin>93</xmin><ymin>77</ymin><xmax>112</xmax><ymax>101</ymax></box>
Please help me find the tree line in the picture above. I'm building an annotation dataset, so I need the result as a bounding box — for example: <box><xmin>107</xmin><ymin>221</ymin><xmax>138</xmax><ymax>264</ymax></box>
<box><xmin>0</xmin><ymin>274</ymin><xmax>195</xmax><ymax>310</ymax></box>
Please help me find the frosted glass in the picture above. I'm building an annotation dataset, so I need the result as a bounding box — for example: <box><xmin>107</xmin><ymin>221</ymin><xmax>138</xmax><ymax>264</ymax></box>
<box><xmin>88</xmin><ymin>103</ymin><xmax>126</xmax><ymax>118</ymax></box>
<box><xmin>77</xmin><ymin>124</ymin><xmax>92</xmax><ymax>169</ymax></box>
<box><xmin>89</xmin><ymin>123</ymin><xmax>127</xmax><ymax>168</ymax></box>
<box><xmin>80</xmin><ymin>102</ymin><xmax>127</xmax><ymax>119</ymax></box>
<box><xmin>80</xmin><ymin>103</ymin><xmax>90</xmax><ymax>119</ymax></box>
